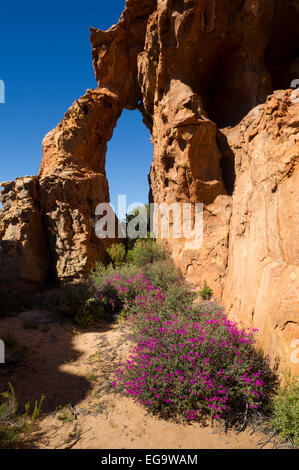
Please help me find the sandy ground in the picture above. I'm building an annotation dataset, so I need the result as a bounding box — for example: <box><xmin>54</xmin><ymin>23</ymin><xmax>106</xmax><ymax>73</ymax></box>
<box><xmin>0</xmin><ymin>312</ymin><xmax>278</xmax><ymax>449</ymax></box>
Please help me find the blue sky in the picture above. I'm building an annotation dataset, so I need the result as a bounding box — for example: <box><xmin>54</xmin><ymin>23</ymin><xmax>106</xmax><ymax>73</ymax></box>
<box><xmin>0</xmin><ymin>0</ymin><xmax>153</xmax><ymax>211</ymax></box>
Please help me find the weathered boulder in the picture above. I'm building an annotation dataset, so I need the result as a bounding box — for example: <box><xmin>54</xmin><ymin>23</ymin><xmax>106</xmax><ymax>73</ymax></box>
<box><xmin>0</xmin><ymin>177</ymin><xmax>51</xmax><ymax>285</ymax></box>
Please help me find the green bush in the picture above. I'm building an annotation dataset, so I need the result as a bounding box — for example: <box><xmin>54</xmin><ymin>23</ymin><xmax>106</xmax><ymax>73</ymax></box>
<box><xmin>89</xmin><ymin>256</ymin><xmax>189</xmax><ymax>323</ymax></box>
<box><xmin>36</xmin><ymin>282</ymin><xmax>91</xmax><ymax>319</ymax></box>
<box><xmin>0</xmin><ymin>384</ymin><xmax>44</xmax><ymax>449</ymax></box>
<box><xmin>35</xmin><ymin>281</ymin><xmax>108</xmax><ymax>327</ymax></box>
<box><xmin>0</xmin><ymin>384</ymin><xmax>25</xmax><ymax>449</ymax></box>
<box><xmin>199</xmin><ymin>281</ymin><xmax>213</xmax><ymax>300</ymax></box>
<box><xmin>74</xmin><ymin>298</ymin><xmax>105</xmax><ymax>328</ymax></box>
<box><xmin>127</xmin><ymin>239</ymin><xmax>167</xmax><ymax>266</ymax></box>
<box><xmin>90</xmin><ymin>263</ymin><xmax>141</xmax><ymax>287</ymax></box>
<box><xmin>142</xmin><ymin>259</ymin><xmax>182</xmax><ymax>292</ymax></box>
<box><xmin>106</xmin><ymin>243</ymin><xmax>126</xmax><ymax>266</ymax></box>
<box><xmin>95</xmin><ymin>270</ymin><xmax>148</xmax><ymax>318</ymax></box>
<box><xmin>272</xmin><ymin>371</ymin><xmax>299</xmax><ymax>446</ymax></box>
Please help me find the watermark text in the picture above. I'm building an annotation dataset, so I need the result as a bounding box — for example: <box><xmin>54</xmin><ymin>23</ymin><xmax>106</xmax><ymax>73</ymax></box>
<box><xmin>95</xmin><ymin>196</ymin><xmax>203</xmax><ymax>246</ymax></box>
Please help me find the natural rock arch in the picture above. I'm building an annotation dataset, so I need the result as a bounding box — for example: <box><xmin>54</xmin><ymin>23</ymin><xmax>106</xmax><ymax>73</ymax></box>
<box><xmin>0</xmin><ymin>0</ymin><xmax>298</xmax><ymax>373</ymax></box>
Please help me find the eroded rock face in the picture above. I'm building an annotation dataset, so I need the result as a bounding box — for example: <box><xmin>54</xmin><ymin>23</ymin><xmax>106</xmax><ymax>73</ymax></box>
<box><xmin>0</xmin><ymin>90</ymin><xmax>121</xmax><ymax>284</ymax></box>
<box><xmin>0</xmin><ymin>0</ymin><xmax>298</xmax><ymax>371</ymax></box>
<box><xmin>0</xmin><ymin>177</ymin><xmax>51</xmax><ymax>285</ymax></box>
<box><xmin>90</xmin><ymin>0</ymin><xmax>156</xmax><ymax>110</ymax></box>
<box><xmin>148</xmin><ymin>78</ymin><xmax>231</xmax><ymax>297</ymax></box>
<box><xmin>221</xmin><ymin>90</ymin><xmax>299</xmax><ymax>372</ymax></box>
<box><xmin>38</xmin><ymin>89</ymin><xmax>121</xmax><ymax>281</ymax></box>
<box><xmin>136</xmin><ymin>0</ymin><xmax>299</xmax><ymax>306</ymax></box>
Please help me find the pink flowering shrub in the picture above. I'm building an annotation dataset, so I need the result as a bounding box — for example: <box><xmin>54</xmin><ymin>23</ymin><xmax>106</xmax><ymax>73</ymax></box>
<box><xmin>96</xmin><ymin>270</ymin><xmax>156</xmax><ymax>315</ymax></box>
<box><xmin>110</xmin><ymin>272</ymin><xmax>276</xmax><ymax>422</ymax></box>
<box><xmin>91</xmin><ymin>259</ymin><xmax>276</xmax><ymax>423</ymax></box>
<box><xmin>91</xmin><ymin>261</ymin><xmax>191</xmax><ymax>319</ymax></box>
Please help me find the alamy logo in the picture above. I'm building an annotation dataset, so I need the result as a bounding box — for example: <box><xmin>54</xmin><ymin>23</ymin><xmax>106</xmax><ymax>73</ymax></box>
<box><xmin>95</xmin><ymin>196</ymin><xmax>203</xmax><ymax>247</ymax></box>
<box><xmin>0</xmin><ymin>80</ymin><xmax>5</xmax><ymax>104</ymax></box>
<box><xmin>0</xmin><ymin>339</ymin><xmax>5</xmax><ymax>364</ymax></box>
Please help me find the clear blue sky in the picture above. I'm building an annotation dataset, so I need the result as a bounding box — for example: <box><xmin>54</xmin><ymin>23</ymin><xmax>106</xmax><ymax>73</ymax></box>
<box><xmin>0</xmin><ymin>0</ymin><xmax>153</xmax><ymax>211</ymax></box>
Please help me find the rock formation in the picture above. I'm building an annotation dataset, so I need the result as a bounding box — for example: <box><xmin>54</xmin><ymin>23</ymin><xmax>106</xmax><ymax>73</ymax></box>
<box><xmin>222</xmin><ymin>90</ymin><xmax>299</xmax><ymax>373</ymax></box>
<box><xmin>0</xmin><ymin>177</ymin><xmax>51</xmax><ymax>285</ymax></box>
<box><xmin>39</xmin><ymin>89</ymin><xmax>121</xmax><ymax>282</ymax></box>
<box><xmin>0</xmin><ymin>0</ymin><xmax>298</xmax><ymax>372</ymax></box>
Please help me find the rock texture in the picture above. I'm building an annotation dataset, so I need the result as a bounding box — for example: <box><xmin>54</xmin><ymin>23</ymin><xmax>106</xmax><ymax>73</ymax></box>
<box><xmin>221</xmin><ymin>90</ymin><xmax>299</xmax><ymax>372</ymax></box>
<box><xmin>148</xmin><ymin>79</ymin><xmax>231</xmax><ymax>298</ymax></box>
<box><xmin>0</xmin><ymin>177</ymin><xmax>51</xmax><ymax>285</ymax></box>
<box><xmin>0</xmin><ymin>0</ymin><xmax>298</xmax><ymax>372</ymax></box>
<box><xmin>1</xmin><ymin>90</ymin><xmax>121</xmax><ymax>284</ymax></box>
<box><xmin>39</xmin><ymin>89</ymin><xmax>121</xmax><ymax>281</ymax></box>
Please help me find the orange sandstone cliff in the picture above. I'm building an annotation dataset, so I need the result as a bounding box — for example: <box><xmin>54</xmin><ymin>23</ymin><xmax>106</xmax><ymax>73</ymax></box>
<box><xmin>0</xmin><ymin>0</ymin><xmax>298</xmax><ymax>373</ymax></box>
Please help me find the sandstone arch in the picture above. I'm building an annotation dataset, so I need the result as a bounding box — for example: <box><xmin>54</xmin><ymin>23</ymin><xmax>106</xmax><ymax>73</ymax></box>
<box><xmin>0</xmin><ymin>0</ymin><xmax>298</xmax><ymax>373</ymax></box>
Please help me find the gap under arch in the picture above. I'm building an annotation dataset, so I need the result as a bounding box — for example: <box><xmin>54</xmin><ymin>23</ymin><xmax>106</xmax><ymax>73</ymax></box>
<box><xmin>105</xmin><ymin>109</ymin><xmax>153</xmax><ymax>217</ymax></box>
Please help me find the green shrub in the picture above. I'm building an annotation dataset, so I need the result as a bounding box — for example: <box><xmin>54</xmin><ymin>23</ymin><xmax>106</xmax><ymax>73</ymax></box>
<box><xmin>127</xmin><ymin>239</ymin><xmax>167</xmax><ymax>266</ymax></box>
<box><xmin>91</xmin><ymin>261</ymin><xmax>179</xmax><ymax>322</ymax></box>
<box><xmin>106</xmin><ymin>243</ymin><xmax>126</xmax><ymax>266</ymax></box>
<box><xmin>199</xmin><ymin>280</ymin><xmax>213</xmax><ymax>300</ymax></box>
<box><xmin>271</xmin><ymin>371</ymin><xmax>299</xmax><ymax>446</ymax></box>
<box><xmin>56</xmin><ymin>406</ymin><xmax>74</xmax><ymax>423</ymax></box>
<box><xmin>89</xmin><ymin>252</ymin><xmax>202</xmax><ymax>324</ymax></box>
<box><xmin>98</xmin><ymin>271</ymin><xmax>148</xmax><ymax>318</ymax></box>
<box><xmin>0</xmin><ymin>384</ymin><xmax>44</xmax><ymax>449</ymax></box>
<box><xmin>90</xmin><ymin>263</ymin><xmax>143</xmax><ymax>319</ymax></box>
<box><xmin>0</xmin><ymin>384</ymin><xmax>25</xmax><ymax>449</ymax></box>
<box><xmin>36</xmin><ymin>282</ymin><xmax>92</xmax><ymax>320</ymax></box>
<box><xmin>26</xmin><ymin>394</ymin><xmax>45</xmax><ymax>424</ymax></box>
<box><xmin>35</xmin><ymin>281</ymin><xmax>109</xmax><ymax>327</ymax></box>
<box><xmin>163</xmin><ymin>283</ymin><xmax>196</xmax><ymax>316</ymax></box>
<box><xmin>74</xmin><ymin>298</ymin><xmax>105</xmax><ymax>328</ymax></box>
<box><xmin>90</xmin><ymin>263</ymin><xmax>141</xmax><ymax>287</ymax></box>
<box><xmin>142</xmin><ymin>259</ymin><xmax>182</xmax><ymax>292</ymax></box>
<box><xmin>119</xmin><ymin>309</ymin><xmax>127</xmax><ymax>322</ymax></box>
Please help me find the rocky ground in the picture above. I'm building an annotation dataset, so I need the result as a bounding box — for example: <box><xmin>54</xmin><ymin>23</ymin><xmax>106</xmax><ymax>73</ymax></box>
<box><xmin>0</xmin><ymin>312</ymin><xmax>290</xmax><ymax>449</ymax></box>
